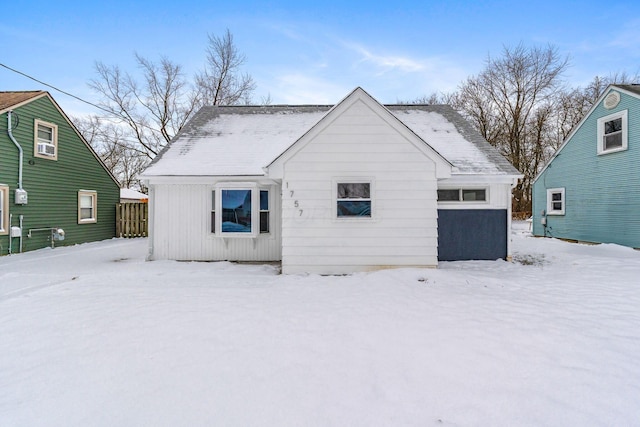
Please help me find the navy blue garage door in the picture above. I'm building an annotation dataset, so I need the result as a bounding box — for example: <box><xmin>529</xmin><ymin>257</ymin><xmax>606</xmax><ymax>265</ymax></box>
<box><xmin>437</xmin><ymin>209</ymin><xmax>507</xmax><ymax>261</ymax></box>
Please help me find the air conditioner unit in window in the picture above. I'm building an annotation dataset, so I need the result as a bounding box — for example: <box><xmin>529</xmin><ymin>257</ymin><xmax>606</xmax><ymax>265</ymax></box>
<box><xmin>37</xmin><ymin>142</ymin><xmax>56</xmax><ymax>156</ymax></box>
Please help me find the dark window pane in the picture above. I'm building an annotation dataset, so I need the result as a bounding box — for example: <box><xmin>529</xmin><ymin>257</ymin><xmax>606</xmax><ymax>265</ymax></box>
<box><xmin>338</xmin><ymin>183</ymin><xmax>370</xmax><ymax>199</ymax></box>
<box><xmin>337</xmin><ymin>201</ymin><xmax>371</xmax><ymax>217</ymax></box>
<box><xmin>260</xmin><ymin>190</ymin><xmax>268</xmax><ymax>210</ymax></box>
<box><xmin>604</xmin><ymin>132</ymin><xmax>622</xmax><ymax>150</ymax></box>
<box><xmin>211</xmin><ymin>190</ymin><xmax>215</xmax><ymax>210</ymax></box>
<box><xmin>462</xmin><ymin>189</ymin><xmax>486</xmax><ymax>201</ymax></box>
<box><xmin>260</xmin><ymin>212</ymin><xmax>269</xmax><ymax>233</ymax></box>
<box><xmin>552</xmin><ymin>193</ymin><xmax>562</xmax><ymax>201</ymax></box>
<box><xmin>437</xmin><ymin>189</ymin><xmax>460</xmax><ymax>201</ymax></box>
<box><xmin>211</xmin><ymin>211</ymin><xmax>215</xmax><ymax>233</ymax></box>
<box><xmin>221</xmin><ymin>189</ymin><xmax>252</xmax><ymax>233</ymax></box>
<box><xmin>552</xmin><ymin>202</ymin><xmax>563</xmax><ymax>211</ymax></box>
<box><xmin>605</xmin><ymin>118</ymin><xmax>622</xmax><ymax>134</ymax></box>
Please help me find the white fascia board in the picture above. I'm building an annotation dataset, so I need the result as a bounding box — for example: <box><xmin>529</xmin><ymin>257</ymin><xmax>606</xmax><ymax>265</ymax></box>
<box><xmin>439</xmin><ymin>174</ymin><xmax>522</xmax><ymax>185</ymax></box>
<box><xmin>141</xmin><ymin>174</ymin><xmax>275</xmax><ymax>185</ymax></box>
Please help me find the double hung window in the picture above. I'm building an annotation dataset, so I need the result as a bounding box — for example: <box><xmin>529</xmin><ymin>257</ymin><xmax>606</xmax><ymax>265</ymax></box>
<box><xmin>597</xmin><ymin>110</ymin><xmax>628</xmax><ymax>154</ymax></box>
<box><xmin>337</xmin><ymin>183</ymin><xmax>371</xmax><ymax>217</ymax></box>
<box><xmin>34</xmin><ymin>120</ymin><xmax>58</xmax><ymax>160</ymax></box>
<box><xmin>546</xmin><ymin>188</ymin><xmax>565</xmax><ymax>215</ymax></box>
<box><xmin>78</xmin><ymin>191</ymin><xmax>97</xmax><ymax>223</ymax></box>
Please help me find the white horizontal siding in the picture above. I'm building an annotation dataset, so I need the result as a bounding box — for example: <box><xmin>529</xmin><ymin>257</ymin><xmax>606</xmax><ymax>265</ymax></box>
<box><xmin>281</xmin><ymin>99</ymin><xmax>439</xmax><ymax>274</ymax></box>
<box><xmin>149</xmin><ymin>183</ymin><xmax>281</xmax><ymax>261</ymax></box>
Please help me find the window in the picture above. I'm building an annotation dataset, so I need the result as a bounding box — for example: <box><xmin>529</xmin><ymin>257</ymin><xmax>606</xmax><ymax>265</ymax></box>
<box><xmin>210</xmin><ymin>190</ymin><xmax>216</xmax><ymax>233</ymax></box>
<box><xmin>78</xmin><ymin>191</ymin><xmax>97</xmax><ymax>223</ymax></box>
<box><xmin>437</xmin><ymin>188</ymin><xmax>487</xmax><ymax>202</ymax></box>
<box><xmin>546</xmin><ymin>188</ymin><xmax>565</xmax><ymax>215</ymax></box>
<box><xmin>34</xmin><ymin>120</ymin><xmax>58</xmax><ymax>160</ymax></box>
<box><xmin>0</xmin><ymin>185</ymin><xmax>8</xmax><ymax>235</ymax></box>
<box><xmin>211</xmin><ymin>186</ymin><xmax>270</xmax><ymax>236</ymax></box>
<box><xmin>337</xmin><ymin>183</ymin><xmax>371</xmax><ymax>217</ymax></box>
<box><xmin>222</xmin><ymin>189</ymin><xmax>252</xmax><ymax>233</ymax></box>
<box><xmin>260</xmin><ymin>190</ymin><xmax>269</xmax><ymax>233</ymax></box>
<box><xmin>597</xmin><ymin>110</ymin><xmax>628</xmax><ymax>154</ymax></box>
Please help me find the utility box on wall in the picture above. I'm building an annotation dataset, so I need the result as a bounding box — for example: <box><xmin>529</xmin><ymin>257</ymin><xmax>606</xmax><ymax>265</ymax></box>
<box><xmin>14</xmin><ymin>189</ymin><xmax>28</xmax><ymax>205</ymax></box>
<box><xmin>11</xmin><ymin>227</ymin><xmax>22</xmax><ymax>238</ymax></box>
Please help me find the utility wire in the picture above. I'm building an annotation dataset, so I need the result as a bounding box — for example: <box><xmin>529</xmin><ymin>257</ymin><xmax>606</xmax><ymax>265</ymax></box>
<box><xmin>0</xmin><ymin>62</ymin><xmax>162</xmax><ymax>135</ymax></box>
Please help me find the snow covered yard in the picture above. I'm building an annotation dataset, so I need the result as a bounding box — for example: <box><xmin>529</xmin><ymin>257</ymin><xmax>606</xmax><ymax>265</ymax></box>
<box><xmin>1</xmin><ymin>223</ymin><xmax>639</xmax><ymax>426</ymax></box>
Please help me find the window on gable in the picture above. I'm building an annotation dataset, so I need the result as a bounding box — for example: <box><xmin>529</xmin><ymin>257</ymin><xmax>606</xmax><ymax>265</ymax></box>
<box><xmin>437</xmin><ymin>188</ymin><xmax>487</xmax><ymax>202</ymax></box>
<box><xmin>546</xmin><ymin>188</ymin><xmax>565</xmax><ymax>215</ymax></box>
<box><xmin>597</xmin><ymin>110</ymin><xmax>628</xmax><ymax>155</ymax></box>
<box><xmin>337</xmin><ymin>182</ymin><xmax>371</xmax><ymax>217</ymax></box>
<box><xmin>0</xmin><ymin>185</ymin><xmax>8</xmax><ymax>235</ymax></box>
<box><xmin>78</xmin><ymin>191</ymin><xmax>97</xmax><ymax>223</ymax></box>
<box><xmin>34</xmin><ymin>120</ymin><xmax>58</xmax><ymax>160</ymax></box>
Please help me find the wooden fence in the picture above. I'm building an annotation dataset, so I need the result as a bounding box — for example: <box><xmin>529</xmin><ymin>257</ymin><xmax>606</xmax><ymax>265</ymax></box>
<box><xmin>116</xmin><ymin>203</ymin><xmax>148</xmax><ymax>238</ymax></box>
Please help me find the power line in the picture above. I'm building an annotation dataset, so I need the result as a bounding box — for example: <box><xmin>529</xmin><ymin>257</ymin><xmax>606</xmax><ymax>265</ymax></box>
<box><xmin>0</xmin><ymin>62</ymin><xmax>162</xmax><ymax>135</ymax></box>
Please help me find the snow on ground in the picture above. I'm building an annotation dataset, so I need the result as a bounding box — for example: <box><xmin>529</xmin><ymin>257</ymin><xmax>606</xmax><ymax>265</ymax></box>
<box><xmin>1</xmin><ymin>222</ymin><xmax>639</xmax><ymax>426</ymax></box>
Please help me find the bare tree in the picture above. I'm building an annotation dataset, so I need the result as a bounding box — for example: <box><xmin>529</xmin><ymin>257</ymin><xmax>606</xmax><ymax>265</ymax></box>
<box><xmin>73</xmin><ymin>115</ymin><xmax>149</xmax><ymax>190</ymax></box>
<box><xmin>88</xmin><ymin>55</ymin><xmax>197</xmax><ymax>160</ymax></box>
<box><xmin>453</xmin><ymin>44</ymin><xmax>569</xmax><ymax>212</ymax></box>
<box><xmin>85</xmin><ymin>30</ymin><xmax>255</xmax><ymax>187</ymax></box>
<box><xmin>195</xmin><ymin>29</ymin><xmax>256</xmax><ymax>106</ymax></box>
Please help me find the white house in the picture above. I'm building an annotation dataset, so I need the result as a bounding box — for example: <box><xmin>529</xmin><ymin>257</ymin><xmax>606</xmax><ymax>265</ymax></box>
<box><xmin>141</xmin><ymin>87</ymin><xmax>521</xmax><ymax>274</ymax></box>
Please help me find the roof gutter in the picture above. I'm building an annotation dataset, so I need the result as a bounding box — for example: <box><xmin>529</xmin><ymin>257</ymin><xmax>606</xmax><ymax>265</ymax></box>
<box><xmin>7</xmin><ymin>110</ymin><xmax>24</xmax><ymax>190</ymax></box>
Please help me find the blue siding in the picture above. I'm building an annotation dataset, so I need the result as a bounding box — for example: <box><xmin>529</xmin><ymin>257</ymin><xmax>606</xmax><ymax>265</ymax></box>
<box><xmin>532</xmin><ymin>89</ymin><xmax>640</xmax><ymax>248</ymax></box>
<box><xmin>438</xmin><ymin>209</ymin><xmax>507</xmax><ymax>261</ymax></box>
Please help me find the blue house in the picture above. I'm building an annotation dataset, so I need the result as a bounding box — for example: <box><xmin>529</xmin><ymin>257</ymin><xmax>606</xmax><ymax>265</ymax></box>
<box><xmin>532</xmin><ymin>84</ymin><xmax>640</xmax><ymax>248</ymax></box>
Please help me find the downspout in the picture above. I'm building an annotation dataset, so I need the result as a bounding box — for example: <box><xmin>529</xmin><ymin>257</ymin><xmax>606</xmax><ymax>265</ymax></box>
<box><xmin>7</xmin><ymin>111</ymin><xmax>24</xmax><ymax>190</ymax></box>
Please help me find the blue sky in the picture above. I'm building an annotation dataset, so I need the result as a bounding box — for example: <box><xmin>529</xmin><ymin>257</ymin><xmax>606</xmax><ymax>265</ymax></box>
<box><xmin>2</xmin><ymin>0</ymin><xmax>639</xmax><ymax>116</ymax></box>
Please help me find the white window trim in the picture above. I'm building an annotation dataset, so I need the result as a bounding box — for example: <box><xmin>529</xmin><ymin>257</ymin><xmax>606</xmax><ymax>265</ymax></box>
<box><xmin>333</xmin><ymin>178</ymin><xmax>374</xmax><ymax>220</ymax></box>
<box><xmin>78</xmin><ymin>190</ymin><xmax>97</xmax><ymax>224</ymax></box>
<box><xmin>597</xmin><ymin>110</ymin><xmax>628</xmax><ymax>155</ymax></box>
<box><xmin>34</xmin><ymin>119</ymin><xmax>59</xmax><ymax>161</ymax></box>
<box><xmin>213</xmin><ymin>182</ymin><xmax>261</xmax><ymax>238</ymax></box>
<box><xmin>546</xmin><ymin>188</ymin><xmax>565</xmax><ymax>216</ymax></box>
<box><xmin>437</xmin><ymin>188</ymin><xmax>489</xmax><ymax>204</ymax></box>
<box><xmin>0</xmin><ymin>185</ymin><xmax>8</xmax><ymax>235</ymax></box>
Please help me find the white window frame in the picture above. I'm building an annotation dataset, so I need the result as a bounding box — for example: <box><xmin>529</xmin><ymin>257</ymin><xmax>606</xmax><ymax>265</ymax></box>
<box><xmin>597</xmin><ymin>110</ymin><xmax>628</xmax><ymax>155</ymax></box>
<box><xmin>259</xmin><ymin>189</ymin><xmax>270</xmax><ymax>234</ymax></box>
<box><xmin>546</xmin><ymin>188</ymin><xmax>565</xmax><ymax>216</ymax></box>
<box><xmin>437</xmin><ymin>188</ymin><xmax>489</xmax><ymax>203</ymax></box>
<box><xmin>0</xmin><ymin>185</ymin><xmax>8</xmax><ymax>235</ymax></box>
<box><xmin>334</xmin><ymin>179</ymin><xmax>374</xmax><ymax>220</ymax></box>
<box><xmin>78</xmin><ymin>190</ymin><xmax>97</xmax><ymax>224</ymax></box>
<box><xmin>34</xmin><ymin>119</ymin><xmax>58</xmax><ymax>160</ymax></box>
<box><xmin>209</xmin><ymin>186</ymin><xmax>272</xmax><ymax>236</ymax></box>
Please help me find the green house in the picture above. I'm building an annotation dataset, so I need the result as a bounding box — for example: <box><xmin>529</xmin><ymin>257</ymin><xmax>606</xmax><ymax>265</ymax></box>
<box><xmin>532</xmin><ymin>84</ymin><xmax>640</xmax><ymax>248</ymax></box>
<box><xmin>0</xmin><ymin>91</ymin><xmax>120</xmax><ymax>255</ymax></box>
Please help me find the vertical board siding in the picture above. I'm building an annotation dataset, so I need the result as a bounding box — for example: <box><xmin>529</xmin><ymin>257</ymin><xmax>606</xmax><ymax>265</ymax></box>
<box><xmin>281</xmin><ymin>99</ymin><xmax>439</xmax><ymax>274</ymax></box>
<box><xmin>150</xmin><ymin>183</ymin><xmax>281</xmax><ymax>261</ymax></box>
<box><xmin>532</xmin><ymin>90</ymin><xmax>640</xmax><ymax>247</ymax></box>
<box><xmin>0</xmin><ymin>96</ymin><xmax>119</xmax><ymax>255</ymax></box>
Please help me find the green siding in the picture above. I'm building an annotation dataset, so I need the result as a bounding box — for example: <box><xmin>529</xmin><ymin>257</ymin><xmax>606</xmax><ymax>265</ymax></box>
<box><xmin>532</xmin><ymin>89</ymin><xmax>640</xmax><ymax>248</ymax></box>
<box><xmin>0</xmin><ymin>95</ymin><xmax>120</xmax><ymax>255</ymax></box>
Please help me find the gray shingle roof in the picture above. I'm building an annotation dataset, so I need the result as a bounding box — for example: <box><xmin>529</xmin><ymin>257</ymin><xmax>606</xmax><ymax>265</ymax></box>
<box><xmin>144</xmin><ymin>103</ymin><xmax>521</xmax><ymax>177</ymax></box>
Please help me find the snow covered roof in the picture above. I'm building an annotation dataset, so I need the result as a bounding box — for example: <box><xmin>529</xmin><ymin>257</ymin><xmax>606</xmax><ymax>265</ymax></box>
<box><xmin>143</xmin><ymin>101</ymin><xmax>520</xmax><ymax>177</ymax></box>
<box><xmin>120</xmin><ymin>188</ymin><xmax>148</xmax><ymax>201</ymax></box>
